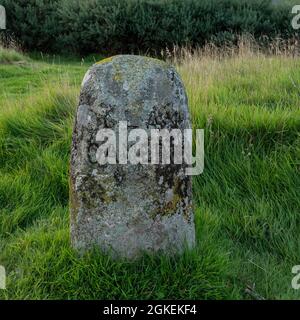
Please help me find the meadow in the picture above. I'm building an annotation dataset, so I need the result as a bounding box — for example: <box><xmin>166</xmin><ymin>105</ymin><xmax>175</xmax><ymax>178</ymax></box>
<box><xmin>0</xmin><ymin>44</ymin><xmax>299</xmax><ymax>299</ymax></box>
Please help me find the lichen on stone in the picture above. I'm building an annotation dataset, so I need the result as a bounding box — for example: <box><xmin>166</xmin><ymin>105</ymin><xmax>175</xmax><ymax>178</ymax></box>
<box><xmin>96</xmin><ymin>56</ymin><xmax>114</xmax><ymax>65</ymax></box>
<box><xmin>70</xmin><ymin>55</ymin><xmax>195</xmax><ymax>258</ymax></box>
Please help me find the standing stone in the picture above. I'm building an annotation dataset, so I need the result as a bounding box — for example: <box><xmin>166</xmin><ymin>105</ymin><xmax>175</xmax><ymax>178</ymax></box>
<box><xmin>70</xmin><ymin>55</ymin><xmax>195</xmax><ymax>258</ymax></box>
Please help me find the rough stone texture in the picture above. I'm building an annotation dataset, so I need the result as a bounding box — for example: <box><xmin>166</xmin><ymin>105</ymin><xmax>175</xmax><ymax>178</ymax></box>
<box><xmin>70</xmin><ymin>55</ymin><xmax>195</xmax><ymax>258</ymax></box>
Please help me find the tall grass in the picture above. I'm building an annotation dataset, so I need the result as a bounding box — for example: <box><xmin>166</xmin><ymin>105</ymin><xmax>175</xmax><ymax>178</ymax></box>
<box><xmin>163</xmin><ymin>34</ymin><xmax>300</xmax><ymax>62</ymax></box>
<box><xmin>0</xmin><ymin>46</ymin><xmax>27</xmax><ymax>64</ymax></box>
<box><xmin>0</xmin><ymin>37</ymin><xmax>28</xmax><ymax>64</ymax></box>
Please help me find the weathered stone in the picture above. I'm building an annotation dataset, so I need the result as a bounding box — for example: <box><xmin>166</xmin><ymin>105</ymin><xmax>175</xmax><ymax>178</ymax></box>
<box><xmin>70</xmin><ymin>55</ymin><xmax>195</xmax><ymax>258</ymax></box>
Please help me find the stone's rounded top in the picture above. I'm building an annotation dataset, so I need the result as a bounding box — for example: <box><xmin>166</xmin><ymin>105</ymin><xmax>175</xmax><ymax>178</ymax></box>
<box><xmin>80</xmin><ymin>54</ymin><xmax>190</xmax><ymax>130</ymax></box>
<box><xmin>88</xmin><ymin>55</ymin><xmax>173</xmax><ymax>87</ymax></box>
<box><xmin>83</xmin><ymin>55</ymin><xmax>174</xmax><ymax>89</ymax></box>
<box><xmin>95</xmin><ymin>55</ymin><xmax>168</xmax><ymax>68</ymax></box>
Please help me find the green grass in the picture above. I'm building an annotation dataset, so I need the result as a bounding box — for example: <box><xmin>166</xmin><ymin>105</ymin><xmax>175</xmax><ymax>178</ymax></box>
<box><xmin>0</xmin><ymin>47</ymin><xmax>28</xmax><ymax>64</ymax></box>
<box><xmin>0</xmin><ymin>49</ymin><xmax>299</xmax><ymax>299</ymax></box>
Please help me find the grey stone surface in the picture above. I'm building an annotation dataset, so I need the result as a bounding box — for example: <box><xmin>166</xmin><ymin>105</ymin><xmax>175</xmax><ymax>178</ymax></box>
<box><xmin>70</xmin><ymin>55</ymin><xmax>195</xmax><ymax>258</ymax></box>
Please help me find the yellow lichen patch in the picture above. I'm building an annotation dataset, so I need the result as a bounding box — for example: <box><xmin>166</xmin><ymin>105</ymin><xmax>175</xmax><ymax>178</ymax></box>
<box><xmin>163</xmin><ymin>193</ymin><xmax>181</xmax><ymax>214</ymax></box>
<box><xmin>96</xmin><ymin>56</ymin><xmax>114</xmax><ymax>65</ymax></box>
<box><xmin>113</xmin><ymin>71</ymin><xmax>122</xmax><ymax>82</ymax></box>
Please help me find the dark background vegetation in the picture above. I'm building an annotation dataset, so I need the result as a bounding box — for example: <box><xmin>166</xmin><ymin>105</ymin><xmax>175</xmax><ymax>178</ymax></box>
<box><xmin>2</xmin><ymin>0</ymin><xmax>297</xmax><ymax>55</ymax></box>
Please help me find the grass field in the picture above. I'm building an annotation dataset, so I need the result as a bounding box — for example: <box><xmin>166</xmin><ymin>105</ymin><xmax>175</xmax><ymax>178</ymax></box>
<box><xmin>0</xmin><ymin>47</ymin><xmax>299</xmax><ymax>299</ymax></box>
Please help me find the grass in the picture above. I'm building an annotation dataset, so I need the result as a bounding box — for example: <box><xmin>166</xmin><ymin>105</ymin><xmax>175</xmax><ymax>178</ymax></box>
<box><xmin>0</xmin><ymin>46</ymin><xmax>28</xmax><ymax>64</ymax></box>
<box><xmin>0</xmin><ymin>46</ymin><xmax>299</xmax><ymax>299</ymax></box>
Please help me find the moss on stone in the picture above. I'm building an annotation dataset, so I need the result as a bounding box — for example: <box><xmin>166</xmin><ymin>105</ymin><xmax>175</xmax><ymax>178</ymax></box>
<box><xmin>96</xmin><ymin>56</ymin><xmax>114</xmax><ymax>65</ymax></box>
<box><xmin>113</xmin><ymin>72</ymin><xmax>122</xmax><ymax>81</ymax></box>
